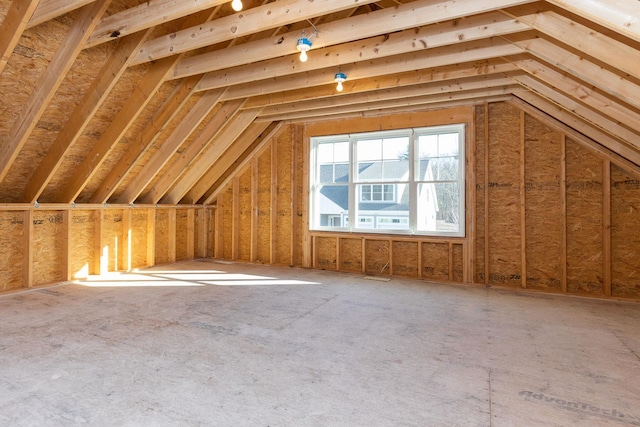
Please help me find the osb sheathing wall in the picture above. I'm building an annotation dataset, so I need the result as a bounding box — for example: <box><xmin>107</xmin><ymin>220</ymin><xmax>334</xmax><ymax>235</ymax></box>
<box><xmin>476</xmin><ymin>102</ymin><xmax>640</xmax><ymax>299</ymax></box>
<box><xmin>212</xmin><ymin>103</ymin><xmax>640</xmax><ymax>300</ymax></box>
<box><xmin>212</xmin><ymin>125</ymin><xmax>303</xmax><ymax>266</ymax></box>
<box><xmin>0</xmin><ymin>206</ymin><xmax>201</xmax><ymax>293</ymax></box>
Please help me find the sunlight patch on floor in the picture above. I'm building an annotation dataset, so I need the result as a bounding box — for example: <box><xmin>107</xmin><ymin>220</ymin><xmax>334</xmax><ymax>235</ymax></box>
<box><xmin>75</xmin><ymin>269</ymin><xmax>320</xmax><ymax>287</ymax></box>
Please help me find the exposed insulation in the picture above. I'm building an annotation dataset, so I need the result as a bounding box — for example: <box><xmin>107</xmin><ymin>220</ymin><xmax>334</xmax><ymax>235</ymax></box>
<box><xmin>339</xmin><ymin>238</ymin><xmax>362</xmax><ymax>272</ymax></box>
<box><xmin>154</xmin><ymin>209</ymin><xmax>170</xmax><ymax>265</ymax></box>
<box><xmin>524</xmin><ymin>114</ymin><xmax>562</xmax><ymax>291</ymax></box>
<box><xmin>70</xmin><ymin>210</ymin><xmax>96</xmax><ymax>278</ymax></box>
<box><xmin>487</xmin><ymin>103</ymin><xmax>522</xmax><ymax>287</ymax></box>
<box><xmin>474</xmin><ymin>105</ymin><xmax>487</xmax><ymax>283</ymax></box>
<box><xmin>421</xmin><ymin>242</ymin><xmax>449</xmax><ymax>281</ymax></box>
<box><xmin>32</xmin><ymin>210</ymin><xmax>65</xmax><ymax>285</ymax></box>
<box><xmin>565</xmin><ymin>139</ymin><xmax>603</xmax><ymax>295</ymax></box>
<box><xmin>364</xmin><ymin>239</ymin><xmax>391</xmax><ymax>276</ymax></box>
<box><xmin>392</xmin><ymin>241</ymin><xmax>419</xmax><ymax>277</ymax></box>
<box><xmin>315</xmin><ymin>237</ymin><xmax>337</xmax><ymax>270</ymax></box>
<box><xmin>238</xmin><ymin>169</ymin><xmax>252</xmax><ymax>261</ymax></box>
<box><xmin>256</xmin><ymin>147</ymin><xmax>272</xmax><ymax>263</ymax></box>
<box><xmin>0</xmin><ymin>211</ymin><xmax>24</xmax><ymax>290</ymax></box>
<box><xmin>275</xmin><ymin>129</ymin><xmax>293</xmax><ymax>265</ymax></box>
<box><xmin>175</xmin><ymin>209</ymin><xmax>189</xmax><ymax>261</ymax></box>
<box><xmin>131</xmin><ymin>209</ymin><xmax>148</xmax><ymax>268</ymax></box>
<box><xmin>611</xmin><ymin>165</ymin><xmax>640</xmax><ymax>298</ymax></box>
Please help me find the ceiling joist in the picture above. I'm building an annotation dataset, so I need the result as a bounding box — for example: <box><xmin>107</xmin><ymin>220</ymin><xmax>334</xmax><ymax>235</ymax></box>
<box><xmin>172</xmin><ymin>0</ymin><xmax>535</xmax><ymax>80</ymax></box>
<box><xmin>130</xmin><ymin>0</ymin><xmax>381</xmax><ymax>66</ymax></box>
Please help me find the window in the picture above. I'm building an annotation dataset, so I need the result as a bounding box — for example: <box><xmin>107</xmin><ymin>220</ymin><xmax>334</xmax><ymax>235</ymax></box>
<box><xmin>361</xmin><ymin>184</ymin><xmax>395</xmax><ymax>202</ymax></box>
<box><xmin>310</xmin><ymin>124</ymin><xmax>465</xmax><ymax>236</ymax></box>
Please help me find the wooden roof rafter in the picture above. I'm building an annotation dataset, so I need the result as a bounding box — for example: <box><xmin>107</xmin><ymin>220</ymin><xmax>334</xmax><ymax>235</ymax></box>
<box><xmin>23</xmin><ymin>27</ymin><xmax>154</xmax><ymax>204</ymax></box>
<box><xmin>160</xmin><ymin>107</ymin><xmax>264</xmax><ymax>204</ymax></box>
<box><xmin>513</xmin><ymin>74</ymin><xmax>640</xmax><ymax>158</ymax></box>
<box><xmin>242</xmin><ymin>60</ymin><xmax>520</xmax><ymax>109</ymax></box>
<box><xmin>172</xmin><ymin>0</ymin><xmax>536</xmax><ymax>80</ymax></box>
<box><xmin>193</xmin><ymin>121</ymin><xmax>285</xmax><ymax>205</ymax></box>
<box><xmin>545</xmin><ymin>0</ymin><xmax>640</xmax><ymax>43</ymax></box>
<box><xmin>57</xmin><ymin>7</ymin><xmax>220</xmax><ymax>203</ymax></box>
<box><xmin>193</xmin><ymin>14</ymin><xmax>529</xmax><ymax>90</ymax></box>
<box><xmin>512</xmin><ymin>93</ymin><xmax>640</xmax><ymax>171</ymax></box>
<box><xmin>130</xmin><ymin>0</ymin><xmax>381</xmax><ymax>66</ymax></box>
<box><xmin>116</xmin><ymin>88</ymin><xmax>230</xmax><ymax>204</ymax></box>
<box><xmin>0</xmin><ymin>0</ymin><xmax>41</xmax><ymax>75</ymax></box>
<box><xmin>0</xmin><ymin>0</ymin><xmax>112</xmax><ymax>185</ymax></box>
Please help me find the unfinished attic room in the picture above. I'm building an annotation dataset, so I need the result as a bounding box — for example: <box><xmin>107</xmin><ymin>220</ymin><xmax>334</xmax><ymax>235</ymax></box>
<box><xmin>2</xmin><ymin>0</ymin><xmax>640</xmax><ymax>424</ymax></box>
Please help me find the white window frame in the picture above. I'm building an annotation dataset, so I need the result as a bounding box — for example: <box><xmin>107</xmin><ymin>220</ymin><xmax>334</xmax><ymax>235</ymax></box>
<box><xmin>310</xmin><ymin>124</ymin><xmax>465</xmax><ymax>236</ymax></box>
<box><xmin>360</xmin><ymin>183</ymin><xmax>396</xmax><ymax>203</ymax></box>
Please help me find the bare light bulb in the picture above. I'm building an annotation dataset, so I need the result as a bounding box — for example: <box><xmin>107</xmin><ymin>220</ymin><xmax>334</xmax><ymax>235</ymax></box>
<box><xmin>231</xmin><ymin>0</ymin><xmax>243</xmax><ymax>11</ymax></box>
<box><xmin>299</xmin><ymin>50</ymin><xmax>308</xmax><ymax>62</ymax></box>
<box><xmin>334</xmin><ymin>72</ymin><xmax>346</xmax><ymax>92</ymax></box>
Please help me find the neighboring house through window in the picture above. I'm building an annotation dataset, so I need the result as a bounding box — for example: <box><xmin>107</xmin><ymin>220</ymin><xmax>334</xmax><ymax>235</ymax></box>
<box><xmin>310</xmin><ymin>124</ymin><xmax>465</xmax><ymax>236</ymax></box>
<box><xmin>361</xmin><ymin>184</ymin><xmax>395</xmax><ymax>202</ymax></box>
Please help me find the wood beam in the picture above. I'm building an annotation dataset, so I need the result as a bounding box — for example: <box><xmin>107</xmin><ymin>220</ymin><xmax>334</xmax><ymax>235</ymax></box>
<box><xmin>207</xmin><ymin>38</ymin><xmax>524</xmax><ymax>95</ymax></box>
<box><xmin>131</xmin><ymin>0</ymin><xmax>380</xmax><ymax>66</ymax></box>
<box><xmin>244</xmin><ymin>61</ymin><xmax>519</xmax><ymax>109</ymax></box>
<box><xmin>279</xmin><ymin>95</ymin><xmax>514</xmax><ymax>125</ymax></box>
<box><xmin>168</xmin><ymin>209</ymin><xmax>176</xmax><ymax>263</ymax></box>
<box><xmin>258</xmin><ymin>75</ymin><xmax>517</xmax><ymax>118</ymax></box>
<box><xmin>514</xmin><ymin>75</ymin><xmax>640</xmax><ymax>155</ymax></box>
<box><xmin>58</xmin><ymin>9</ymin><xmax>217</xmax><ymax>204</ymax></box>
<box><xmin>512</xmin><ymin>93</ymin><xmax>640</xmax><ymax>171</ymax></box>
<box><xmin>162</xmin><ymin>108</ymin><xmax>262</xmax><ymax>204</ymax></box>
<box><xmin>137</xmin><ymin>97</ymin><xmax>245</xmax><ymax>205</ymax></box>
<box><xmin>23</xmin><ymin>210</ymin><xmax>33</xmax><ymax>288</ymax></box>
<box><xmin>231</xmin><ymin>177</ymin><xmax>239</xmax><ymax>260</ymax></box>
<box><xmin>255</xmin><ymin>86</ymin><xmax>519</xmax><ymax>122</ymax></box>
<box><xmin>173</xmin><ymin>0</ymin><xmax>534</xmax><ymax>79</ymax></box>
<box><xmin>0</xmin><ymin>0</ymin><xmax>41</xmax><ymax>75</ymax></box>
<box><xmin>89</xmin><ymin>75</ymin><xmax>202</xmax><ymax>204</ymax></box>
<box><xmin>28</xmin><ymin>0</ymin><xmax>94</xmax><ymax>28</ymax></box>
<box><xmin>91</xmin><ymin>5</ymin><xmax>262</xmax><ymax>205</ymax></box>
<box><xmin>190</xmin><ymin>122</ymin><xmax>281</xmax><ymax>205</ymax></box>
<box><xmin>603</xmin><ymin>159</ymin><xmax>612</xmax><ymax>296</ymax></box>
<box><xmin>146</xmin><ymin>209</ymin><xmax>155</xmax><ymax>267</ymax></box>
<box><xmin>116</xmin><ymin>88</ymin><xmax>227</xmax><ymax>204</ymax></box>
<box><xmin>503</xmin><ymin>35</ymin><xmax>640</xmax><ymax>111</ymax></box>
<box><xmin>512</xmin><ymin>58</ymin><xmax>640</xmax><ymax>135</ymax></box>
<box><xmin>58</xmin><ymin>55</ymin><xmax>178</xmax><ymax>203</ymax></box>
<box><xmin>24</xmin><ymin>29</ymin><xmax>153</xmax><ymax>204</ymax></box>
<box><xmin>502</xmin><ymin>6</ymin><xmax>640</xmax><ymax>81</ymax></box>
<box><xmin>196</xmin><ymin>17</ymin><xmax>529</xmax><ymax>89</ymax></box>
<box><xmin>0</xmin><ymin>0</ymin><xmax>111</xmax><ymax>186</ymax></box>
<box><xmin>545</xmin><ymin>0</ymin><xmax>640</xmax><ymax>43</ymax></box>
<box><xmin>86</xmin><ymin>0</ymin><xmax>229</xmax><ymax>48</ymax></box>
<box><xmin>519</xmin><ymin>110</ymin><xmax>526</xmax><ymax>288</ymax></box>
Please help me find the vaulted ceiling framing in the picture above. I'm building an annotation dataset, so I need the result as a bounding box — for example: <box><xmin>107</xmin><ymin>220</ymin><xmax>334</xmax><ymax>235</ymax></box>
<box><xmin>0</xmin><ymin>0</ymin><xmax>638</xmax><ymax>206</ymax></box>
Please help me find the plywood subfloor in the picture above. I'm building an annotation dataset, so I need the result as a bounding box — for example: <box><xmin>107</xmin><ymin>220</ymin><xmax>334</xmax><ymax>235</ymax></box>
<box><xmin>0</xmin><ymin>261</ymin><xmax>639</xmax><ymax>426</ymax></box>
